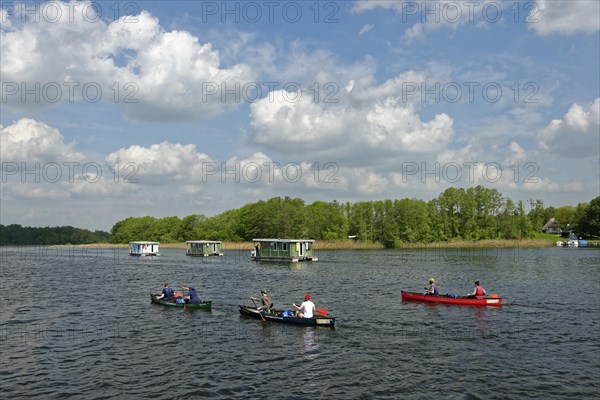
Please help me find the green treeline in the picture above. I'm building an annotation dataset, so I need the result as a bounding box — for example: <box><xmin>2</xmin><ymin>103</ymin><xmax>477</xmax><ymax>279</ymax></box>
<box><xmin>109</xmin><ymin>187</ymin><xmax>600</xmax><ymax>247</ymax></box>
<box><xmin>0</xmin><ymin>224</ymin><xmax>109</xmax><ymax>245</ymax></box>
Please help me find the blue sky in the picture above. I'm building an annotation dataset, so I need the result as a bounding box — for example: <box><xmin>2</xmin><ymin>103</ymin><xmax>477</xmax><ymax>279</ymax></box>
<box><xmin>1</xmin><ymin>0</ymin><xmax>599</xmax><ymax>231</ymax></box>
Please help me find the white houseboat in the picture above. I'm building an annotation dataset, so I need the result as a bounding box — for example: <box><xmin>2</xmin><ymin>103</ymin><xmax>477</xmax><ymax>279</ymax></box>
<box><xmin>129</xmin><ymin>241</ymin><xmax>160</xmax><ymax>256</ymax></box>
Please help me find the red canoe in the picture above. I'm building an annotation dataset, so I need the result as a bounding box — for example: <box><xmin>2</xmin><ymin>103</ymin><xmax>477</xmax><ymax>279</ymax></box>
<box><xmin>401</xmin><ymin>291</ymin><xmax>502</xmax><ymax>307</ymax></box>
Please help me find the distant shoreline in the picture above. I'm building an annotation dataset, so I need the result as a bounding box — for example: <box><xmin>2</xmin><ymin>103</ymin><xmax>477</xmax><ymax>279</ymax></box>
<box><xmin>39</xmin><ymin>239</ymin><xmax>565</xmax><ymax>250</ymax></box>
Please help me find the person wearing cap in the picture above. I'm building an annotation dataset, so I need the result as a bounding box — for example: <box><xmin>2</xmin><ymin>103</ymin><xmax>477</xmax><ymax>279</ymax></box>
<box><xmin>251</xmin><ymin>289</ymin><xmax>273</xmax><ymax>313</ymax></box>
<box><xmin>425</xmin><ymin>278</ymin><xmax>439</xmax><ymax>296</ymax></box>
<box><xmin>182</xmin><ymin>286</ymin><xmax>200</xmax><ymax>304</ymax></box>
<box><xmin>467</xmin><ymin>281</ymin><xmax>486</xmax><ymax>299</ymax></box>
<box><xmin>293</xmin><ymin>294</ymin><xmax>316</xmax><ymax>318</ymax></box>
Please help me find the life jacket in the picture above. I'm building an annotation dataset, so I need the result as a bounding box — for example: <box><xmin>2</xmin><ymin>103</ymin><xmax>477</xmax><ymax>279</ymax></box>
<box><xmin>475</xmin><ymin>286</ymin><xmax>485</xmax><ymax>298</ymax></box>
<box><xmin>429</xmin><ymin>284</ymin><xmax>439</xmax><ymax>295</ymax></box>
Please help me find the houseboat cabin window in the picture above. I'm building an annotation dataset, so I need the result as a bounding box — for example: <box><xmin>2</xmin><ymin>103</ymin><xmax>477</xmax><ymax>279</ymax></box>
<box><xmin>282</xmin><ymin>242</ymin><xmax>288</xmax><ymax>251</ymax></box>
<box><xmin>271</xmin><ymin>242</ymin><xmax>278</xmax><ymax>251</ymax></box>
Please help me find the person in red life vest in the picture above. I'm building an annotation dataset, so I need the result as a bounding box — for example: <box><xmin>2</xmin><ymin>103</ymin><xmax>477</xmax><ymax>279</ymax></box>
<box><xmin>424</xmin><ymin>278</ymin><xmax>439</xmax><ymax>295</ymax></box>
<box><xmin>467</xmin><ymin>281</ymin><xmax>487</xmax><ymax>299</ymax></box>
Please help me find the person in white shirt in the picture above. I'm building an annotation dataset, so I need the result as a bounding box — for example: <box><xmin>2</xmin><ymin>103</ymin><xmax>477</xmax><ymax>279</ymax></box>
<box><xmin>293</xmin><ymin>294</ymin><xmax>316</xmax><ymax>318</ymax></box>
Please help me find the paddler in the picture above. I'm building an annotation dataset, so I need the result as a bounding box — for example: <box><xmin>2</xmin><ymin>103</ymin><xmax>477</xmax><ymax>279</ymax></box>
<box><xmin>424</xmin><ymin>278</ymin><xmax>439</xmax><ymax>295</ymax></box>
<box><xmin>250</xmin><ymin>289</ymin><xmax>273</xmax><ymax>313</ymax></box>
<box><xmin>467</xmin><ymin>281</ymin><xmax>487</xmax><ymax>299</ymax></box>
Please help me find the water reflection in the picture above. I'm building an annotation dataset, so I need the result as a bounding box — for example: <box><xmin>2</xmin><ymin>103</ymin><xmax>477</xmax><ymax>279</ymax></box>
<box><xmin>298</xmin><ymin>328</ymin><xmax>319</xmax><ymax>360</ymax></box>
<box><xmin>475</xmin><ymin>307</ymin><xmax>488</xmax><ymax>336</ymax></box>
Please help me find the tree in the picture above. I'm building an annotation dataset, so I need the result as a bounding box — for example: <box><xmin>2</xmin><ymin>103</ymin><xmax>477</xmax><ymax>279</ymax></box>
<box><xmin>395</xmin><ymin>198</ymin><xmax>434</xmax><ymax>243</ymax></box>
<box><xmin>472</xmin><ymin>186</ymin><xmax>502</xmax><ymax>239</ymax></box>
<box><xmin>528</xmin><ymin>199</ymin><xmax>546</xmax><ymax>231</ymax></box>
<box><xmin>555</xmin><ymin>206</ymin><xmax>577</xmax><ymax>229</ymax></box>
<box><xmin>516</xmin><ymin>200</ymin><xmax>534</xmax><ymax>239</ymax></box>
<box><xmin>372</xmin><ymin>200</ymin><xmax>398</xmax><ymax>248</ymax></box>
<box><xmin>499</xmin><ymin>199</ymin><xmax>518</xmax><ymax>239</ymax></box>
<box><xmin>103</xmin><ymin>191</ymin><xmax>594</xmax><ymax>245</ymax></box>
<box><xmin>459</xmin><ymin>187</ymin><xmax>478</xmax><ymax>239</ymax></box>
<box><xmin>0</xmin><ymin>224</ymin><xmax>109</xmax><ymax>245</ymax></box>
<box><xmin>437</xmin><ymin>188</ymin><xmax>463</xmax><ymax>239</ymax></box>
<box><xmin>304</xmin><ymin>201</ymin><xmax>348</xmax><ymax>240</ymax></box>
<box><xmin>109</xmin><ymin>216</ymin><xmax>156</xmax><ymax>243</ymax></box>
<box><xmin>348</xmin><ymin>202</ymin><xmax>374</xmax><ymax>241</ymax></box>
<box><xmin>178</xmin><ymin>214</ymin><xmax>207</xmax><ymax>241</ymax></box>
<box><xmin>149</xmin><ymin>216</ymin><xmax>182</xmax><ymax>242</ymax></box>
<box><xmin>577</xmin><ymin>197</ymin><xmax>600</xmax><ymax>238</ymax></box>
<box><xmin>233</xmin><ymin>197</ymin><xmax>306</xmax><ymax>240</ymax></box>
<box><xmin>273</xmin><ymin>197</ymin><xmax>306</xmax><ymax>238</ymax></box>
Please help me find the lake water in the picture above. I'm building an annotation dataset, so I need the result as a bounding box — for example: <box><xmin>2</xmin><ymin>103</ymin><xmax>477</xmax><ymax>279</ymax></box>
<box><xmin>1</xmin><ymin>246</ymin><xmax>598</xmax><ymax>399</ymax></box>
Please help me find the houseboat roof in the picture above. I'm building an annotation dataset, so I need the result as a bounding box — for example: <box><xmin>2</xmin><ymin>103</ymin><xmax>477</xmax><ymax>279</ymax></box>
<box><xmin>252</xmin><ymin>238</ymin><xmax>315</xmax><ymax>243</ymax></box>
<box><xmin>186</xmin><ymin>240</ymin><xmax>222</xmax><ymax>244</ymax></box>
<box><xmin>129</xmin><ymin>241</ymin><xmax>159</xmax><ymax>245</ymax></box>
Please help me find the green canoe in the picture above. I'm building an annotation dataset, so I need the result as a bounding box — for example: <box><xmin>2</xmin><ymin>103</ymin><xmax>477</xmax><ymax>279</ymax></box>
<box><xmin>150</xmin><ymin>293</ymin><xmax>212</xmax><ymax>311</ymax></box>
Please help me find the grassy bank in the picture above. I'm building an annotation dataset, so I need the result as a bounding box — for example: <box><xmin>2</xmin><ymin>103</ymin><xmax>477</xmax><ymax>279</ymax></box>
<box><xmin>47</xmin><ymin>243</ymin><xmax>128</xmax><ymax>249</ymax></box>
<box><xmin>389</xmin><ymin>239</ymin><xmax>556</xmax><ymax>249</ymax></box>
<box><xmin>162</xmin><ymin>238</ymin><xmax>557</xmax><ymax>250</ymax></box>
<box><xmin>49</xmin><ymin>238</ymin><xmax>560</xmax><ymax>250</ymax></box>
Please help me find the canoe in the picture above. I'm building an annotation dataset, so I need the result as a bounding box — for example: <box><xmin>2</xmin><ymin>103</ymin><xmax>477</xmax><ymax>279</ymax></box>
<box><xmin>401</xmin><ymin>291</ymin><xmax>502</xmax><ymax>307</ymax></box>
<box><xmin>238</xmin><ymin>305</ymin><xmax>335</xmax><ymax>328</ymax></box>
<box><xmin>150</xmin><ymin>293</ymin><xmax>212</xmax><ymax>311</ymax></box>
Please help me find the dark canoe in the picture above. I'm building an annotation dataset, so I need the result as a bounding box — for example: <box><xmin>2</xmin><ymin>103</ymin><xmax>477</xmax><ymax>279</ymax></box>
<box><xmin>401</xmin><ymin>291</ymin><xmax>502</xmax><ymax>307</ymax></box>
<box><xmin>238</xmin><ymin>305</ymin><xmax>335</xmax><ymax>328</ymax></box>
<box><xmin>150</xmin><ymin>293</ymin><xmax>212</xmax><ymax>311</ymax></box>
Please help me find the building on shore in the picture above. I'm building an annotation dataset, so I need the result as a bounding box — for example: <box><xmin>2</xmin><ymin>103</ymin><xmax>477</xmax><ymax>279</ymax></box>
<box><xmin>541</xmin><ymin>218</ymin><xmax>562</xmax><ymax>234</ymax></box>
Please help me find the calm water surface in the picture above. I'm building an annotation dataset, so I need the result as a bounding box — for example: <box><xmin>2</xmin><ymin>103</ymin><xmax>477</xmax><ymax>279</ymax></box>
<box><xmin>1</xmin><ymin>246</ymin><xmax>599</xmax><ymax>399</ymax></box>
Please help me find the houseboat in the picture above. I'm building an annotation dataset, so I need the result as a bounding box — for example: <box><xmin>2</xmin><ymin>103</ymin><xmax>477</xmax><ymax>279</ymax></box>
<box><xmin>251</xmin><ymin>239</ymin><xmax>317</xmax><ymax>262</ymax></box>
<box><xmin>129</xmin><ymin>241</ymin><xmax>160</xmax><ymax>256</ymax></box>
<box><xmin>186</xmin><ymin>240</ymin><xmax>223</xmax><ymax>256</ymax></box>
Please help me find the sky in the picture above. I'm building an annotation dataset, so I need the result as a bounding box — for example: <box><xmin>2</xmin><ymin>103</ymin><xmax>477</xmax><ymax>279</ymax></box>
<box><xmin>1</xmin><ymin>0</ymin><xmax>599</xmax><ymax>232</ymax></box>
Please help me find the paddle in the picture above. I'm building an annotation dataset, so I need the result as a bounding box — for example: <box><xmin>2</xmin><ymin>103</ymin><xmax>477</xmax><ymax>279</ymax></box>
<box><xmin>180</xmin><ymin>287</ymin><xmax>189</xmax><ymax>311</ymax></box>
<box><xmin>465</xmin><ymin>293</ymin><xmax>499</xmax><ymax>298</ymax></box>
<box><xmin>251</xmin><ymin>298</ymin><xmax>266</xmax><ymax>321</ymax></box>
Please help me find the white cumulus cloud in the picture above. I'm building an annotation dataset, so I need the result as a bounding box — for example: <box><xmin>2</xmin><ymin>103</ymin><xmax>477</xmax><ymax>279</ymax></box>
<box><xmin>530</xmin><ymin>0</ymin><xmax>600</xmax><ymax>36</ymax></box>
<box><xmin>105</xmin><ymin>141</ymin><xmax>214</xmax><ymax>180</ymax></box>
<box><xmin>352</xmin><ymin>0</ymin><xmax>501</xmax><ymax>41</ymax></box>
<box><xmin>0</xmin><ymin>1</ymin><xmax>255</xmax><ymax>120</ymax></box>
<box><xmin>249</xmin><ymin>79</ymin><xmax>454</xmax><ymax>163</ymax></box>
<box><xmin>0</xmin><ymin>118</ymin><xmax>85</xmax><ymax>162</ymax></box>
<box><xmin>538</xmin><ymin>98</ymin><xmax>600</xmax><ymax>158</ymax></box>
